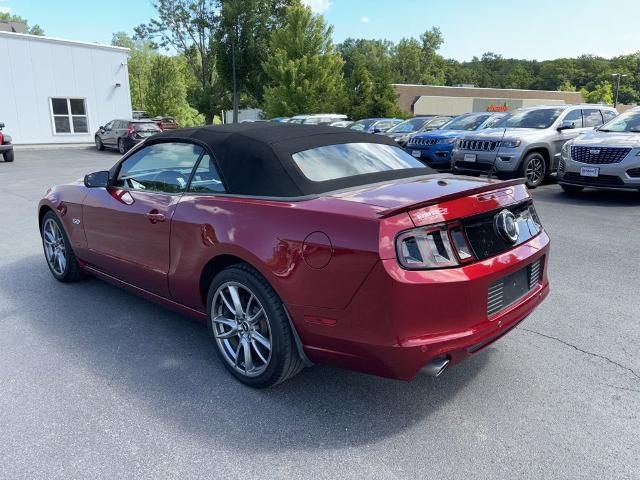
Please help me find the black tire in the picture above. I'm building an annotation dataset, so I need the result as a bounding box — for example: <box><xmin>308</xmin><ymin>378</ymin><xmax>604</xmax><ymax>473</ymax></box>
<box><xmin>95</xmin><ymin>136</ymin><xmax>105</xmax><ymax>151</ymax></box>
<box><xmin>3</xmin><ymin>149</ymin><xmax>14</xmax><ymax>162</ymax></box>
<box><xmin>207</xmin><ymin>264</ymin><xmax>304</xmax><ymax>388</ymax></box>
<box><xmin>560</xmin><ymin>184</ymin><xmax>584</xmax><ymax>194</ymax></box>
<box><xmin>118</xmin><ymin>138</ymin><xmax>126</xmax><ymax>155</ymax></box>
<box><xmin>520</xmin><ymin>152</ymin><xmax>547</xmax><ymax>188</ymax></box>
<box><xmin>41</xmin><ymin>211</ymin><xmax>84</xmax><ymax>283</ymax></box>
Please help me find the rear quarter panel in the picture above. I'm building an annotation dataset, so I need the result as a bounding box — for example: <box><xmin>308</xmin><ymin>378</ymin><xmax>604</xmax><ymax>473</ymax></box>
<box><xmin>169</xmin><ymin>195</ymin><xmax>383</xmax><ymax>312</ymax></box>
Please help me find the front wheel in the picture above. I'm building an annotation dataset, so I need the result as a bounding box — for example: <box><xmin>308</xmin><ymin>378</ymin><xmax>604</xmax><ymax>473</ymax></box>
<box><xmin>3</xmin><ymin>149</ymin><xmax>14</xmax><ymax>162</ymax></box>
<box><xmin>95</xmin><ymin>136</ymin><xmax>105</xmax><ymax>151</ymax></box>
<box><xmin>520</xmin><ymin>152</ymin><xmax>547</xmax><ymax>188</ymax></box>
<box><xmin>41</xmin><ymin>211</ymin><xmax>83</xmax><ymax>282</ymax></box>
<box><xmin>207</xmin><ymin>264</ymin><xmax>304</xmax><ymax>388</ymax></box>
<box><xmin>560</xmin><ymin>184</ymin><xmax>584</xmax><ymax>194</ymax></box>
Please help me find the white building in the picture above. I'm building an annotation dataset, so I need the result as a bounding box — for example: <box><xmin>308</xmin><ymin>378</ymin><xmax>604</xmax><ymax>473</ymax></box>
<box><xmin>0</xmin><ymin>31</ymin><xmax>132</xmax><ymax>145</ymax></box>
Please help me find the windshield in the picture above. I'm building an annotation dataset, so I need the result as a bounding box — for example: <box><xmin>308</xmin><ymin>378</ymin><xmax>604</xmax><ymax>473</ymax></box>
<box><xmin>483</xmin><ymin>114</ymin><xmax>507</xmax><ymax>129</ymax></box>
<box><xmin>292</xmin><ymin>142</ymin><xmax>429</xmax><ymax>182</ymax></box>
<box><xmin>387</xmin><ymin>118</ymin><xmax>429</xmax><ymax>134</ymax></box>
<box><xmin>443</xmin><ymin>114</ymin><xmax>492</xmax><ymax>131</ymax></box>
<box><xmin>503</xmin><ymin>108</ymin><xmax>564</xmax><ymax>129</ymax></box>
<box><xmin>350</xmin><ymin>119</ymin><xmax>376</xmax><ymax>131</ymax></box>
<box><xmin>598</xmin><ymin>111</ymin><xmax>640</xmax><ymax>132</ymax></box>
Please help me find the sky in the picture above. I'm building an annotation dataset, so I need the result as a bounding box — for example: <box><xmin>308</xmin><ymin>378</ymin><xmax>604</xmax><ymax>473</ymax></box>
<box><xmin>2</xmin><ymin>0</ymin><xmax>639</xmax><ymax>61</ymax></box>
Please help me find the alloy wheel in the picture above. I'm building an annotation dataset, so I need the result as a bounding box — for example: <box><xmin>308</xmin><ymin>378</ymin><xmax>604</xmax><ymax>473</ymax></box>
<box><xmin>525</xmin><ymin>156</ymin><xmax>545</xmax><ymax>186</ymax></box>
<box><xmin>211</xmin><ymin>281</ymin><xmax>272</xmax><ymax>378</ymax></box>
<box><xmin>43</xmin><ymin>218</ymin><xmax>67</xmax><ymax>276</ymax></box>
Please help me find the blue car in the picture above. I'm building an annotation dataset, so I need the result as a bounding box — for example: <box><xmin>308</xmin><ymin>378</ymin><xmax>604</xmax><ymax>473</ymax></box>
<box><xmin>405</xmin><ymin>113</ymin><xmax>506</xmax><ymax>170</ymax></box>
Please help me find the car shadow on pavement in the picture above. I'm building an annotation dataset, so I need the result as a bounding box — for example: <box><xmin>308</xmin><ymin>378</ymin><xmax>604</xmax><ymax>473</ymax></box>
<box><xmin>2</xmin><ymin>255</ymin><xmax>492</xmax><ymax>451</ymax></box>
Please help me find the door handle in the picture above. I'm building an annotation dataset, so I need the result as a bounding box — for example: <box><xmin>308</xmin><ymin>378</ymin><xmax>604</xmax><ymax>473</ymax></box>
<box><xmin>145</xmin><ymin>211</ymin><xmax>166</xmax><ymax>224</ymax></box>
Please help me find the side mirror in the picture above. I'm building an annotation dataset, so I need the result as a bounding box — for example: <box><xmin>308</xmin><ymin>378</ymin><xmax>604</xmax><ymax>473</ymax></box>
<box><xmin>98</xmin><ymin>125</ymin><xmax>104</xmax><ymax>131</ymax></box>
<box><xmin>372</xmin><ymin>128</ymin><xmax>382</xmax><ymax>134</ymax></box>
<box><xmin>558</xmin><ymin>120</ymin><xmax>576</xmax><ymax>131</ymax></box>
<box><xmin>0</xmin><ymin>122</ymin><xmax>4</xmax><ymax>130</ymax></box>
<box><xmin>84</xmin><ymin>171</ymin><xmax>110</xmax><ymax>188</ymax></box>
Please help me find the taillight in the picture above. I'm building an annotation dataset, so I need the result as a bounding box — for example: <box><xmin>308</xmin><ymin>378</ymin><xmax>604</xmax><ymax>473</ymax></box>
<box><xmin>0</xmin><ymin>132</ymin><xmax>3</xmax><ymax>145</ymax></box>
<box><xmin>396</xmin><ymin>223</ymin><xmax>474</xmax><ymax>270</ymax></box>
<box><xmin>128</xmin><ymin>124</ymin><xmax>135</xmax><ymax>136</ymax></box>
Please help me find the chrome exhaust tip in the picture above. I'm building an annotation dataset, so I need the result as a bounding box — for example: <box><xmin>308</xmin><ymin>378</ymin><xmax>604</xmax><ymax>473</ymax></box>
<box><xmin>422</xmin><ymin>357</ymin><xmax>450</xmax><ymax>377</ymax></box>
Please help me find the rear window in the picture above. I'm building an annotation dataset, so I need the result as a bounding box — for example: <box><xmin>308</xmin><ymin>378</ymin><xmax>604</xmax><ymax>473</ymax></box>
<box><xmin>291</xmin><ymin>142</ymin><xmax>427</xmax><ymax>182</ymax></box>
<box><xmin>134</xmin><ymin>122</ymin><xmax>161</xmax><ymax>131</ymax></box>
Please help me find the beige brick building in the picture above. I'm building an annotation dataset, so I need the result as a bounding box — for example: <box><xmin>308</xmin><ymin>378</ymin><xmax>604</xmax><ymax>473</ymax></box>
<box><xmin>393</xmin><ymin>84</ymin><xmax>584</xmax><ymax>116</ymax></box>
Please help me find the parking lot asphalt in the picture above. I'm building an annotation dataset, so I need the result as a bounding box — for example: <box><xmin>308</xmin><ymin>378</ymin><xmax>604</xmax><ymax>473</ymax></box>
<box><xmin>1</xmin><ymin>147</ymin><xmax>639</xmax><ymax>480</ymax></box>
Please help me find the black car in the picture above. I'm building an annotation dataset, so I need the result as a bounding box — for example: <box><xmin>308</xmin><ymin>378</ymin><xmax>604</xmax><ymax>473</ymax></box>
<box><xmin>0</xmin><ymin>122</ymin><xmax>14</xmax><ymax>162</ymax></box>
<box><xmin>95</xmin><ymin>119</ymin><xmax>162</xmax><ymax>154</ymax></box>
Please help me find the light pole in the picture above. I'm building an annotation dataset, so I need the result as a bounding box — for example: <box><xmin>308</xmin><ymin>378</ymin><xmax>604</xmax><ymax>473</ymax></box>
<box><xmin>611</xmin><ymin>73</ymin><xmax>628</xmax><ymax>108</ymax></box>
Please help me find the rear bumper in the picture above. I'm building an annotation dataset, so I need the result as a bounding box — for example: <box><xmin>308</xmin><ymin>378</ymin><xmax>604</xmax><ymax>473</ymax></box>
<box><xmin>0</xmin><ymin>144</ymin><xmax>13</xmax><ymax>153</ymax></box>
<box><xmin>558</xmin><ymin>158</ymin><xmax>640</xmax><ymax>190</ymax></box>
<box><xmin>290</xmin><ymin>231</ymin><xmax>551</xmax><ymax>380</ymax></box>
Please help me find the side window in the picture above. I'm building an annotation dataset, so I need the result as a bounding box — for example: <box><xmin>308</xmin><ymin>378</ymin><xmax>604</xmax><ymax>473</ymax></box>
<box><xmin>583</xmin><ymin>109</ymin><xmax>604</xmax><ymax>127</ymax></box>
<box><xmin>103</xmin><ymin>121</ymin><xmax>113</xmax><ymax>131</ymax></box>
<box><xmin>114</xmin><ymin>142</ymin><xmax>203</xmax><ymax>194</ymax></box>
<box><xmin>188</xmin><ymin>154</ymin><xmax>225</xmax><ymax>193</ymax></box>
<box><xmin>603</xmin><ymin>110</ymin><xmax>618</xmax><ymax>122</ymax></box>
<box><xmin>563</xmin><ymin>109</ymin><xmax>583</xmax><ymax>129</ymax></box>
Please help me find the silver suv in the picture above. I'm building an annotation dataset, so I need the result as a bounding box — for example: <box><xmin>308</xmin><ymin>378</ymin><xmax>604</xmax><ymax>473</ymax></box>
<box><xmin>451</xmin><ymin>105</ymin><xmax>618</xmax><ymax>188</ymax></box>
<box><xmin>558</xmin><ymin>107</ymin><xmax>640</xmax><ymax>193</ymax></box>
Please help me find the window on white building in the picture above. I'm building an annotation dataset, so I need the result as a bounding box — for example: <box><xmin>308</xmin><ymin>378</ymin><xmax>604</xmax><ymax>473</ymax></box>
<box><xmin>50</xmin><ymin>98</ymin><xmax>89</xmax><ymax>134</ymax></box>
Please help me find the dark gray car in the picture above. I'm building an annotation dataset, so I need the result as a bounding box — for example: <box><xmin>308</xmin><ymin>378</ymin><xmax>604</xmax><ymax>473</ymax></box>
<box><xmin>95</xmin><ymin>119</ymin><xmax>161</xmax><ymax>154</ymax></box>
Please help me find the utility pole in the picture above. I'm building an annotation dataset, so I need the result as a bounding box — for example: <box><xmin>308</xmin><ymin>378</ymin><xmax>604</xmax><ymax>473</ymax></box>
<box><xmin>612</xmin><ymin>73</ymin><xmax>628</xmax><ymax>108</ymax></box>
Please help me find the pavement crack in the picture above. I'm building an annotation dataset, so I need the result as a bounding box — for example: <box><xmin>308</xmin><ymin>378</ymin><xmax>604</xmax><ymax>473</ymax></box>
<box><xmin>519</xmin><ymin>327</ymin><xmax>640</xmax><ymax>381</ymax></box>
<box><xmin>601</xmin><ymin>383</ymin><xmax>640</xmax><ymax>395</ymax></box>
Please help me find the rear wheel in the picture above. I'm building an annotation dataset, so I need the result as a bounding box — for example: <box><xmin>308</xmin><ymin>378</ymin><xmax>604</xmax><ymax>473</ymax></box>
<box><xmin>3</xmin><ymin>149</ymin><xmax>14</xmax><ymax>162</ymax></box>
<box><xmin>560</xmin><ymin>184</ymin><xmax>584</xmax><ymax>194</ymax></box>
<box><xmin>118</xmin><ymin>138</ymin><xmax>126</xmax><ymax>155</ymax></box>
<box><xmin>41</xmin><ymin>211</ymin><xmax>83</xmax><ymax>282</ymax></box>
<box><xmin>207</xmin><ymin>264</ymin><xmax>304</xmax><ymax>388</ymax></box>
<box><xmin>520</xmin><ymin>152</ymin><xmax>546</xmax><ymax>188</ymax></box>
<box><xmin>95</xmin><ymin>136</ymin><xmax>105</xmax><ymax>151</ymax></box>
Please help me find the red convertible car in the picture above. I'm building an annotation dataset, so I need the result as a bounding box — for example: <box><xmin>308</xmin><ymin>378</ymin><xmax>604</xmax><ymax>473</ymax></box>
<box><xmin>38</xmin><ymin>124</ymin><xmax>550</xmax><ymax>387</ymax></box>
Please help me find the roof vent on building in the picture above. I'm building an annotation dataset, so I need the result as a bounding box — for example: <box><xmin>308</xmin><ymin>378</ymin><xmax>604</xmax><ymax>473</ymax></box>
<box><xmin>0</xmin><ymin>22</ymin><xmax>28</xmax><ymax>34</ymax></box>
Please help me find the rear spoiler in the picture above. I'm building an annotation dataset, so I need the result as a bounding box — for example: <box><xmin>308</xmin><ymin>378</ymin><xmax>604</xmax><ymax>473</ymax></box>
<box><xmin>377</xmin><ymin>178</ymin><xmax>526</xmax><ymax>218</ymax></box>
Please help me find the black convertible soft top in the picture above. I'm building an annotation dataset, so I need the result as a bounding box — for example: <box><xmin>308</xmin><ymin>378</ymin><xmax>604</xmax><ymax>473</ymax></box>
<box><xmin>153</xmin><ymin>123</ymin><xmax>431</xmax><ymax>197</ymax></box>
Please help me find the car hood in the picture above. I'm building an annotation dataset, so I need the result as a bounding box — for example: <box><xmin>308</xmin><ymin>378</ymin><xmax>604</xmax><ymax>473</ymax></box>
<box><xmin>384</xmin><ymin>131</ymin><xmax>415</xmax><ymax>139</ymax></box>
<box><xmin>411</xmin><ymin>129</ymin><xmax>464</xmax><ymax>139</ymax></box>
<box><xmin>461</xmin><ymin>127</ymin><xmax>546</xmax><ymax>139</ymax></box>
<box><xmin>328</xmin><ymin>173</ymin><xmax>521</xmax><ymax>212</ymax></box>
<box><xmin>571</xmin><ymin>130</ymin><xmax>640</xmax><ymax>147</ymax></box>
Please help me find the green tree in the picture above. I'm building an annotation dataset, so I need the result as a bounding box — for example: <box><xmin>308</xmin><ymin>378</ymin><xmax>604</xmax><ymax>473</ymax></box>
<box><xmin>262</xmin><ymin>2</ymin><xmax>346</xmax><ymax>117</ymax></box>
<box><xmin>558</xmin><ymin>80</ymin><xmax>577</xmax><ymax>92</ymax></box>
<box><xmin>392</xmin><ymin>38</ymin><xmax>424</xmax><ymax>84</ymax></box>
<box><xmin>0</xmin><ymin>12</ymin><xmax>44</xmax><ymax>35</ymax></box>
<box><xmin>339</xmin><ymin>38</ymin><xmax>400</xmax><ymax>118</ymax></box>
<box><xmin>581</xmin><ymin>81</ymin><xmax>614</xmax><ymax>104</ymax></box>
<box><xmin>135</xmin><ymin>0</ymin><xmax>220</xmax><ymax>123</ymax></box>
<box><xmin>216</xmin><ymin>0</ymin><xmax>292</xmax><ymax>122</ymax></box>
<box><xmin>420</xmin><ymin>27</ymin><xmax>446</xmax><ymax>85</ymax></box>
<box><xmin>111</xmin><ymin>32</ymin><xmax>157</xmax><ymax>111</ymax></box>
<box><xmin>146</xmin><ymin>55</ymin><xmax>205</xmax><ymax>126</ymax></box>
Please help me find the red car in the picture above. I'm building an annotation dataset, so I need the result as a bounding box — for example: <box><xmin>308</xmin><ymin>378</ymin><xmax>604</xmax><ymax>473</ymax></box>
<box><xmin>38</xmin><ymin>124</ymin><xmax>550</xmax><ymax>388</ymax></box>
